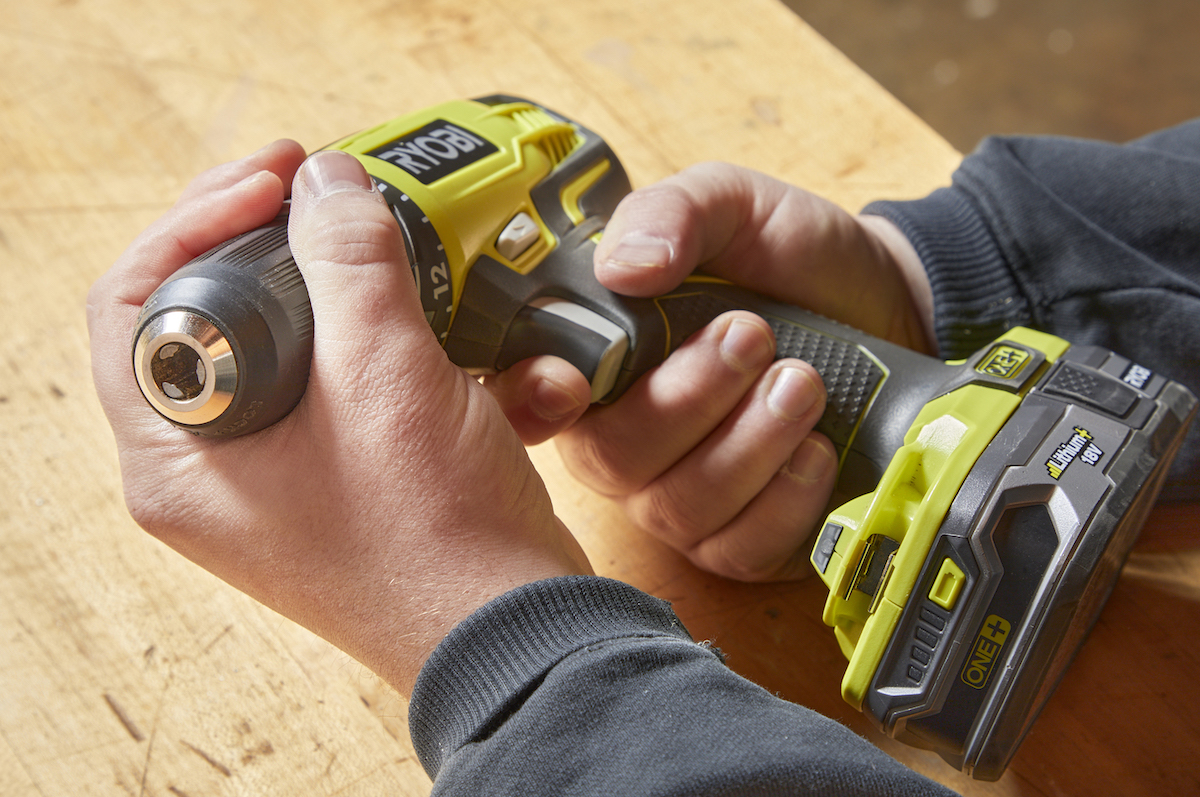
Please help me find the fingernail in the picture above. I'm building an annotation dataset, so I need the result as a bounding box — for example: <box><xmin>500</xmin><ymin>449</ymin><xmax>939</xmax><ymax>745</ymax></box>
<box><xmin>530</xmin><ymin>378</ymin><xmax>583</xmax><ymax>421</ymax></box>
<box><xmin>302</xmin><ymin>151</ymin><xmax>376</xmax><ymax>197</ymax></box>
<box><xmin>231</xmin><ymin>169</ymin><xmax>275</xmax><ymax>192</ymax></box>
<box><xmin>604</xmin><ymin>233</ymin><xmax>674</xmax><ymax>270</ymax></box>
<box><xmin>720</xmin><ymin>318</ymin><xmax>774</xmax><ymax>372</ymax></box>
<box><xmin>784</xmin><ymin>437</ymin><xmax>835</xmax><ymax>483</ymax></box>
<box><xmin>767</xmin><ymin>366</ymin><xmax>819</xmax><ymax>422</ymax></box>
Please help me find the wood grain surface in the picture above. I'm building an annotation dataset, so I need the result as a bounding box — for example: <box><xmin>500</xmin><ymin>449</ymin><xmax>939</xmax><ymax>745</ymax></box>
<box><xmin>1</xmin><ymin>1</ymin><xmax>1195</xmax><ymax>795</ymax></box>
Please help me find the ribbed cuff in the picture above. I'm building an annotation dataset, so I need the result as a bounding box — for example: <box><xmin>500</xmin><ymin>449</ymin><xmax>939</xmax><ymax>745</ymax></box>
<box><xmin>864</xmin><ymin>188</ymin><xmax>1030</xmax><ymax>360</ymax></box>
<box><xmin>408</xmin><ymin>576</ymin><xmax>692</xmax><ymax>779</ymax></box>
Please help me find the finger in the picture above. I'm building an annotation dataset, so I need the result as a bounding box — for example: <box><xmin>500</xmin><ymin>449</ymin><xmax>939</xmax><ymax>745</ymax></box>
<box><xmin>94</xmin><ymin>139</ymin><xmax>307</xmax><ymax>312</ymax></box>
<box><xmin>176</xmin><ymin>139</ymin><xmax>308</xmax><ymax>203</ymax></box>
<box><xmin>88</xmin><ymin>170</ymin><xmax>290</xmax><ymax>401</ymax></box>
<box><xmin>480</xmin><ymin>356</ymin><xmax>592</xmax><ymax>445</ymax></box>
<box><xmin>143</xmin><ymin>139</ymin><xmax>307</xmax><ymax>278</ymax></box>
<box><xmin>687</xmin><ymin>433</ymin><xmax>838</xmax><ymax>582</ymax></box>
<box><xmin>556</xmin><ymin>311</ymin><xmax>777</xmax><ymax>495</ymax></box>
<box><xmin>618</xmin><ymin>359</ymin><xmax>828</xmax><ymax>552</ymax></box>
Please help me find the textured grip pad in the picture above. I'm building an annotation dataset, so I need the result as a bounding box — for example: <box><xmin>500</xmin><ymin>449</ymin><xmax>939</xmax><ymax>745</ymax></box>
<box><xmin>655</xmin><ymin>292</ymin><xmax>884</xmax><ymax>452</ymax></box>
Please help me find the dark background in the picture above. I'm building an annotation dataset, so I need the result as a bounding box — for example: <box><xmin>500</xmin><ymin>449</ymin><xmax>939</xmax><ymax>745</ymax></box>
<box><xmin>783</xmin><ymin>0</ymin><xmax>1200</xmax><ymax>152</ymax></box>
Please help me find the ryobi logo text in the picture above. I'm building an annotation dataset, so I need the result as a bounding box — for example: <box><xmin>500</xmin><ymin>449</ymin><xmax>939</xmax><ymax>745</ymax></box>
<box><xmin>1045</xmin><ymin>426</ymin><xmax>1104</xmax><ymax>480</ymax></box>
<box><xmin>367</xmin><ymin>120</ymin><xmax>499</xmax><ymax>185</ymax></box>
<box><xmin>961</xmin><ymin>615</ymin><xmax>1011</xmax><ymax>690</ymax></box>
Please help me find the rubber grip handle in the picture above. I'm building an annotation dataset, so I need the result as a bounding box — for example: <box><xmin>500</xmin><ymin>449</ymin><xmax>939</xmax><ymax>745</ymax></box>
<box><xmin>608</xmin><ymin>280</ymin><xmax>959</xmax><ymax>498</ymax></box>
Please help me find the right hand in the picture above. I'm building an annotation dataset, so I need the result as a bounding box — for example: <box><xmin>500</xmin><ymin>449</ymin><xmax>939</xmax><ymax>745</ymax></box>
<box><xmin>89</xmin><ymin>146</ymin><xmax>590</xmax><ymax>696</ymax></box>
<box><xmin>485</xmin><ymin>162</ymin><xmax>934</xmax><ymax>581</ymax></box>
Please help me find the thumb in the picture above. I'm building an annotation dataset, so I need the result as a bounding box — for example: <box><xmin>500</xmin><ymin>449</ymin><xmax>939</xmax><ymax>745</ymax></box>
<box><xmin>288</xmin><ymin>151</ymin><xmax>459</xmax><ymax>425</ymax></box>
<box><xmin>593</xmin><ymin>162</ymin><xmax>778</xmax><ymax>298</ymax></box>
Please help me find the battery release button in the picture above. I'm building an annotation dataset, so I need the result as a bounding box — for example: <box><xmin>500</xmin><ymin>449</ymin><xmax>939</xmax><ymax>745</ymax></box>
<box><xmin>1044</xmin><ymin>362</ymin><xmax>1138</xmax><ymax>417</ymax></box>
<box><xmin>929</xmin><ymin>557</ymin><xmax>966</xmax><ymax>611</ymax></box>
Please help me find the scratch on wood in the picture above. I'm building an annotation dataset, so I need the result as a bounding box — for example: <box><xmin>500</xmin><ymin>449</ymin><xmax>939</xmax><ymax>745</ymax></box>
<box><xmin>201</xmin><ymin>624</ymin><xmax>234</xmax><ymax>656</ymax></box>
<box><xmin>181</xmin><ymin>740</ymin><xmax>232</xmax><ymax>777</ymax></box>
<box><xmin>137</xmin><ymin>672</ymin><xmax>173</xmax><ymax>797</ymax></box>
<box><xmin>240</xmin><ymin>739</ymin><xmax>275</xmax><ymax>765</ymax></box>
<box><xmin>168</xmin><ymin>787</ymin><xmax>191</xmax><ymax>797</ymax></box>
<box><xmin>104</xmin><ymin>693</ymin><xmax>145</xmax><ymax>742</ymax></box>
<box><xmin>835</xmin><ymin>157</ymin><xmax>866</xmax><ymax>179</ymax></box>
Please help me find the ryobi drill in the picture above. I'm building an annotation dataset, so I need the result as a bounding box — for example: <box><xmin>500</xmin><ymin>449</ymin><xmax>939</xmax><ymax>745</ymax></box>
<box><xmin>130</xmin><ymin>96</ymin><xmax>1196</xmax><ymax>780</ymax></box>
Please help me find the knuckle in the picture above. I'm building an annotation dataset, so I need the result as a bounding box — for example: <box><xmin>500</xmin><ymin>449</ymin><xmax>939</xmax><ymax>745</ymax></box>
<box><xmin>627</xmin><ymin>479</ymin><xmax>709</xmax><ymax>549</ymax></box>
<box><xmin>694</xmin><ymin>534</ymin><xmax>782</xmax><ymax>583</ymax></box>
<box><xmin>557</xmin><ymin>429</ymin><xmax>642</xmax><ymax>497</ymax></box>
<box><xmin>625</xmin><ymin>180</ymin><xmax>704</xmax><ymax>230</ymax></box>
<box><xmin>310</xmin><ymin>214</ymin><xmax>403</xmax><ymax>268</ymax></box>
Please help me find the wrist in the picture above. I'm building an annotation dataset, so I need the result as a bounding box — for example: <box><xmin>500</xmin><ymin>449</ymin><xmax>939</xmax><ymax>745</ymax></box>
<box><xmin>855</xmin><ymin>214</ymin><xmax>936</xmax><ymax>355</ymax></box>
<box><xmin>369</xmin><ymin>517</ymin><xmax>593</xmax><ymax>696</ymax></box>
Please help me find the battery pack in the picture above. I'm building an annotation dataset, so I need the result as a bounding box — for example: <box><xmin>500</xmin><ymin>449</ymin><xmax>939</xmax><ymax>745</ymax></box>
<box><xmin>812</xmin><ymin>333</ymin><xmax>1197</xmax><ymax>779</ymax></box>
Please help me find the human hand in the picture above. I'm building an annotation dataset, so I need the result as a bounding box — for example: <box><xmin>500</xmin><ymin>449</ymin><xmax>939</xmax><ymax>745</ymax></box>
<box><xmin>88</xmin><ymin>144</ymin><xmax>591</xmax><ymax>695</ymax></box>
<box><xmin>485</xmin><ymin>162</ymin><xmax>933</xmax><ymax>582</ymax></box>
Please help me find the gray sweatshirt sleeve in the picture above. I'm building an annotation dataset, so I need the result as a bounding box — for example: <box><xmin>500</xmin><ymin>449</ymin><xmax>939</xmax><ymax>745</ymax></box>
<box><xmin>410</xmin><ymin>576</ymin><xmax>958</xmax><ymax>796</ymax></box>
<box><xmin>863</xmin><ymin>121</ymin><xmax>1200</xmax><ymax>501</ymax></box>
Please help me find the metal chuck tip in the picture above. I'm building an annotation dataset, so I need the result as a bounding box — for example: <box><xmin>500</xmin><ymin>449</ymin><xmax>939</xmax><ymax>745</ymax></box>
<box><xmin>133</xmin><ymin>310</ymin><xmax>238</xmax><ymax>427</ymax></box>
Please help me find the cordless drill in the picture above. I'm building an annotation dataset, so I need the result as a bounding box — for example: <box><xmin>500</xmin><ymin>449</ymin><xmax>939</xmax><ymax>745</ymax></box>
<box><xmin>130</xmin><ymin>96</ymin><xmax>1196</xmax><ymax>780</ymax></box>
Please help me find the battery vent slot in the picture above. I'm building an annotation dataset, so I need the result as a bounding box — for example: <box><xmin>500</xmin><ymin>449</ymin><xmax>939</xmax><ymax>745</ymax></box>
<box><xmin>508</xmin><ymin>106</ymin><xmax>584</xmax><ymax>166</ymax></box>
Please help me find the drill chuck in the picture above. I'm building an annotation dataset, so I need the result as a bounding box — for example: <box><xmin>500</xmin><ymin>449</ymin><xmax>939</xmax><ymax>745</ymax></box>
<box><xmin>132</xmin><ymin>213</ymin><xmax>314</xmax><ymax>437</ymax></box>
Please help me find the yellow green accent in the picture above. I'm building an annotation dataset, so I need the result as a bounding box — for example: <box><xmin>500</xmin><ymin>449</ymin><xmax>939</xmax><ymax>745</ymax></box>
<box><xmin>960</xmin><ymin>614</ymin><xmax>1012</xmax><ymax>689</ymax></box>
<box><xmin>999</xmin><ymin>326</ymin><xmax>1069</xmax><ymax>362</ymax></box>
<box><xmin>680</xmin><ymin>274</ymin><xmax>735</xmax><ymax>285</ymax></box>
<box><xmin>561</xmin><ymin>159</ymin><xmax>612</xmax><ymax>225</ymax></box>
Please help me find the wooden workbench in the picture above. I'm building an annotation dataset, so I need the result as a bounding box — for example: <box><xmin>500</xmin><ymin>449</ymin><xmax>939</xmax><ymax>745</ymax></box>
<box><xmin>1</xmin><ymin>1</ymin><xmax>1196</xmax><ymax>794</ymax></box>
